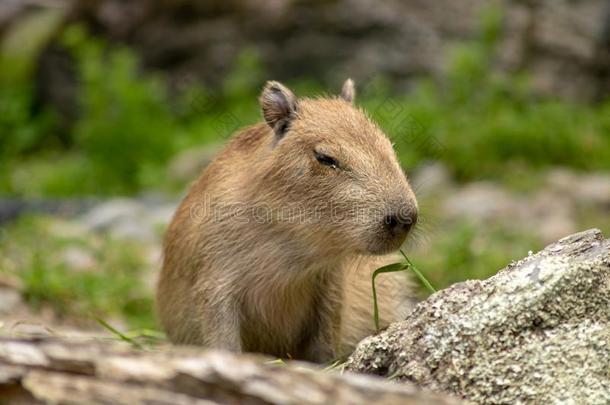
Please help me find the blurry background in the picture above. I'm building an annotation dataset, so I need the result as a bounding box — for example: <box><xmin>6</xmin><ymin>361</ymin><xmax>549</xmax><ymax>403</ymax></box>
<box><xmin>0</xmin><ymin>0</ymin><xmax>609</xmax><ymax>338</ymax></box>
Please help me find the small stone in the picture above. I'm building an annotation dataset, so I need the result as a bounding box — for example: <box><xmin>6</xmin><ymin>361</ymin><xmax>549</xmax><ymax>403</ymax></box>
<box><xmin>62</xmin><ymin>247</ymin><xmax>95</xmax><ymax>271</ymax></box>
<box><xmin>167</xmin><ymin>145</ymin><xmax>223</xmax><ymax>183</ymax></box>
<box><xmin>0</xmin><ymin>287</ymin><xmax>22</xmax><ymax>314</ymax></box>
<box><xmin>410</xmin><ymin>162</ymin><xmax>453</xmax><ymax>196</ymax></box>
<box><xmin>80</xmin><ymin>199</ymin><xmax>142</xmax><ymax>232</ymax></box>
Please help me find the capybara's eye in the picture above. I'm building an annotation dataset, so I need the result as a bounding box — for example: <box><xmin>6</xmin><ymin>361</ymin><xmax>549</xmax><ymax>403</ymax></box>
<box><xmin>314</xmin><ymin>150</ymin><xmax>339</xmax><ymax>169</ymax></box>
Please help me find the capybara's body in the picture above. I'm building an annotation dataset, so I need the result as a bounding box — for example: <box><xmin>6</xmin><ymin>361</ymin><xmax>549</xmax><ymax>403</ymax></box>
<box><xmin>157</xmin><ymin>80</ymin><xmax>418</xmax><ymax>362</ymax></box>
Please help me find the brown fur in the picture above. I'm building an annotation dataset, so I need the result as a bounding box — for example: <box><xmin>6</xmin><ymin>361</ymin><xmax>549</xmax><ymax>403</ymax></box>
<box><xmin>157</xmin><ymin>80</ymin><xmax>418</xmax><ymax>362</ymax></box>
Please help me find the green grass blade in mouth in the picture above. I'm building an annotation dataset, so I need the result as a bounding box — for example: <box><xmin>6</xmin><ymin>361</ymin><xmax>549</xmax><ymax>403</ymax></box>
<box><xmin>372</xmin><ymin>262</ymin><xmax>408</xmax><ymax>332</ymax></box>
<box><xmin>400</xmin><ymin>249</ymin><xmax>436</xmax><ymax>293</ymax></box>
<box><xmin>372</xmin><ymin>252</ymin><xmax>436</xmax><ymax>332</ymax></box>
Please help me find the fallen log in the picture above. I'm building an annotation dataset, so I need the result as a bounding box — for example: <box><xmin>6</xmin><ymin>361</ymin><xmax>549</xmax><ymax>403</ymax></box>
<box><xmin>0</xmin><ymin>336</ymin><xmax>459</xmax><ymax>404</ymax></box>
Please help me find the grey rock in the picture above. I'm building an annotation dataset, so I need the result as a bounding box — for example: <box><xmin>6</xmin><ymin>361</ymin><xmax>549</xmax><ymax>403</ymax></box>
<box><xmin>0</xmin><ymin>198</ymin><xmax>99</xmax><ymax>225</ymax></box>
<box><xmin>79</xmin><ymin>198</ymin><xmax>153</xmax><ymax>241</ymax></box>
<box><xmin>80</xmin><ymin>199</ymin><xmax>143</xmax><ymax>232</ymax></box>
<box><xmin>548</xmin><ymin>169</ymin><xmax>610</xmax><ymax>209</ymax></box>
<box><xmin>440</xmin><ymin>180</ymin><xmax>582</xmax><ymax>243</ymax></box>
<box><xmin>108</xmin><ymin>217</ymin><xmax>156</xmax><ymax>242</ymax></box>
<box><xmin>527</xmin><ymin>189</ymin><xmax>577</xmax><ymax>242</ymax></box>
<box><xmin>411</xmin><ymin>162</ymin><xmax>453</xmax><ymax>197</ymax></box>
<box><xmin>79</xmin><ymin>198</ymin><xmax>178</xmax><ymax>242</ymax></box>
<box><xmin>61</xmin><ymin>246</ymin><xmax>95</xmax><ymax>271</ymax></box>
<box><xmin>576</xmin><ymin>173</ymin><xmax>610</xmax><ymax>208</ymax></box>
<box><xmin>441</xmin><ymin>181</ymin><xmax>518</xmax><ymax>222</ymax></box>
<box><xmin>147</xmin><ymin>204</ymin><xmax>177</xmax><ymax>230</ymax></box>
<box><xmin>347</xmin><ymin>229</ymin><xmax>610</xmax><ymax>404</ymax></box>
<box><xmin>167</xmin><ymin>145</ymin><xmax>223</xmax><ymax>184</ymax></box>
<box><xmin>0</xmin><ymin>288</ymin><xmax>22</xmax><ymax>315</ymax></box>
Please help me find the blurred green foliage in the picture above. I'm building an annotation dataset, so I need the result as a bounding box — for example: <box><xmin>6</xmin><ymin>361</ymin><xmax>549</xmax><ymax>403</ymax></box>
<box><xmin>0</xmin><ymin>9</ymin><xmax>60</xmax><ymax>163</ymax></box>
<box><xmin>1</xmin><ymin>7</ymin><xmax>609</xmax><ymax>196</ymax></box>
<box><xmin>63</xmin><ymin>27</ymin><xmax>176</xmax><ymax>193</ymax></box>
<box><xmin>0</xmin><ymin>216</ymin><xmax>155</xmax><ymax>329</ymax></box>
<box><xmin>363</xmin><ymin>6</ymin><xmax>610</xmax><ymax>180</ymax></box>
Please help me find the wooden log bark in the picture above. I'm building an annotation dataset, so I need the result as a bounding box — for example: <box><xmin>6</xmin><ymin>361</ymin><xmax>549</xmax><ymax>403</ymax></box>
<box><xmin>0</xmin><ymin>337</ymin><xmax>460</xmax><ymax>404</ymax></box>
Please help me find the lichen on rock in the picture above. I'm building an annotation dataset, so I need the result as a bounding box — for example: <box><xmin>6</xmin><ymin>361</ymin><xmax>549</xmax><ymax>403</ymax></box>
<box><xmin>347</xmin><ymin>229</ymin><xmax>610</xmax><ymax>404</ymax></box>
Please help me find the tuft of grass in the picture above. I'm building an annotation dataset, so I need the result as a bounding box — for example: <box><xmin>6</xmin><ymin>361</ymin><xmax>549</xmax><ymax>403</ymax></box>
<box><xmin>0</xmin><ymin>215</ymin><xmax>157</xmax><ymax>330</ymax></box>
<box><xmin>95</xmin><ymin>316</ymin><xmax>145</xmax><ymax>350</ymax></box>
<box><xmin>95</xmin><ymin>317</ymin><xmax>167</xmax><ymax>350</ymax></box>
<box><xmin>323</xmin><ymin>359</ymin><xmax>347</xmax><ymax>374</ymax></box>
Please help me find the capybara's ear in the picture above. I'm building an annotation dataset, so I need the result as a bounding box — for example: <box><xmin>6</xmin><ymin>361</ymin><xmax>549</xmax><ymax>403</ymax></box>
<box><xmin>259</xmin><ymin>81</ymin><xmax>298</xmax><ymax>138</ymax></box>
<box><xmin>340</xmin><ymin>78</ymin><xmax>356</xmax><ymax>103</ymax></box>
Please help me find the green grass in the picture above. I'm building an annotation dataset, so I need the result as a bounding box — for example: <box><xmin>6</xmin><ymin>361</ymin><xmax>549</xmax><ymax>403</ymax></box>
<box><xmin>371</xmin><ymin>251</ymin><xmax>436</xmax><ymax>332</ymax></box>
<box><xmin>0</xmin><ymin>216</ymin><xmax>156</xmax><ymax>329</ymax></box>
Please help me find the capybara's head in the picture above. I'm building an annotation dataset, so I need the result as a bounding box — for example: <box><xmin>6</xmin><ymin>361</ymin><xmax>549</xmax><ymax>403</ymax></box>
<box><xmin>255</xmin><ymin>79</ymin><xmax>418</xmax><ymax>256</ymax></box>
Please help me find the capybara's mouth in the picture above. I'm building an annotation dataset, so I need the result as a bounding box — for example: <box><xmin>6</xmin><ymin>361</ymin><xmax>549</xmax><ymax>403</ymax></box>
<box><xmin>365</xmin><ymin>234</ymin><xmax>408</xmax><ymax>256</ymax></box>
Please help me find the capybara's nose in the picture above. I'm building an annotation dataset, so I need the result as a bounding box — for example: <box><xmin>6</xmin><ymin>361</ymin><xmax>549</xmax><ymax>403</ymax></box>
<box><xmin>383</xmin><ymin>208</ymin><xmax>417</xmax><ymax>238</ymax></box>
